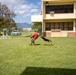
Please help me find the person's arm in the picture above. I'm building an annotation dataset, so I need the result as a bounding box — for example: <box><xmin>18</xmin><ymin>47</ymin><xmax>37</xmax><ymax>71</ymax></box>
<box><xmin>30</xmin><ymin>32</ymin><xmax>34</xmax><ymax>38</ymax></box>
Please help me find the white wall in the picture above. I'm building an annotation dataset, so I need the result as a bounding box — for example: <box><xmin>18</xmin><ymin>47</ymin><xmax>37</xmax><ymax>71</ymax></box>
<box><xmin>31</xmin><ymin>15</ymin><xmax>42</xmax><ymax>22</ymax></box>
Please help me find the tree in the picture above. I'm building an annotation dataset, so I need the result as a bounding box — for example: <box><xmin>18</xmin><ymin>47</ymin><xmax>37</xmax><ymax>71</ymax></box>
<box><xmin>0</xmin><ymin>2</ymin><xmax>16</xmax><ymax>29</ymax></box>
<box><xmin>0</xmin><ymin>16</ymin><xmax>16</xmax><ymax>28</ymax></box>
<box><xmin>32</xmin><ymin>23</ymin><xmax>42</xmax><ymax>35</ymax></box>
<box><xmin>0</xmin><ymin>3</ymin><xmax>16</xmax><ymax>18</ymax></box>
<box><xmin>0</xmin><ymin>16</ymin><xmax>4</xmax><ymax>28</ymax></box>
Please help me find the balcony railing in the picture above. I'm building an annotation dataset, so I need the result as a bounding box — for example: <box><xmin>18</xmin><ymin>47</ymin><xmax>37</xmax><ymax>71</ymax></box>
<box><xmin>31</xmin><ymin>15</ymin><xmax>42</xmax><ymax>22</ymax></box>
<box><xmin>45</xmin><ymin>13</ymin><xmax>76</xmax><ymax>19</ymax></box>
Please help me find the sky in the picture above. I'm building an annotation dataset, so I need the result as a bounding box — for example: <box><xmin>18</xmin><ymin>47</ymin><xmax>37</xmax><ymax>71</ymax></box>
<box><xmin>0</xmin><ymin>0</ymin><xmax>41</xmax><ymax>24</ymax></box>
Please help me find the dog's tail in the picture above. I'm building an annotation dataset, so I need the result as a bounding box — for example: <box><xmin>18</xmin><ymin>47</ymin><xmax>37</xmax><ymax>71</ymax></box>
<box><xmin>49</xmin><ymin>40</ymin><xmax>52</xmax><ymax>42</ymax></box>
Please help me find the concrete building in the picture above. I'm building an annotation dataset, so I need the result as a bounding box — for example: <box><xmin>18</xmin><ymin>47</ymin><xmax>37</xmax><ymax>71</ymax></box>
<box><xmin>31</xmin><ymin>0</ymin><xmax>76</xmax><ymax>37</ymax></box>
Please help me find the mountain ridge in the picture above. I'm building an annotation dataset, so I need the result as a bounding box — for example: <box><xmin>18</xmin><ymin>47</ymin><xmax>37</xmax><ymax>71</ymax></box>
<box><xmin>16</xmin><ymin>23</ymin><xmax>32</xmax><ymax>28</ymax></box>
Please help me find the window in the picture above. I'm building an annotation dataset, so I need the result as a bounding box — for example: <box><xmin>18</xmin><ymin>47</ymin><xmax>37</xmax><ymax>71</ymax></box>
<box><xmin>46</xmin><ymin>4</ymin><xmax>74</xmax><ymax>14</ymax></box>
<box><xmin>45</xmin><ymin>22</ymin><xmax>73</xmax><ymax>31</ymax></box>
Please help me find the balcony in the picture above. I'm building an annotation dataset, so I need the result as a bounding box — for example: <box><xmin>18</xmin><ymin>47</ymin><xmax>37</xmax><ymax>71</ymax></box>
<box><xmin>31</xmin><ymin>15</ymin><xmax>42</xmax><ymax>23</ymax></box>
<box><xmin>44</xmin><ymin>13</ymin><xmax>76</xmax><ymax>20</ymax></box>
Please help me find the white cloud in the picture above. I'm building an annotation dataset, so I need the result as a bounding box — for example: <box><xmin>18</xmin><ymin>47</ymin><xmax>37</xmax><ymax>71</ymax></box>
<box><xmin>31</xmin><ymin>9</ymin><xmax>39</xmax><ymax>13</ymax></box>
<box><xmin>0</xmin><ymin>0</ymin><xmax>41</xmax><ymax>23</ymax></box>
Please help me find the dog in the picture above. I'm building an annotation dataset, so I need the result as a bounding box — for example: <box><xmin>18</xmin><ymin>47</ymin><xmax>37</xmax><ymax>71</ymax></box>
<box><xmin>41</xmin><ymin>36</ymin><xmax>52</xmax><ymax>43</ymax></box>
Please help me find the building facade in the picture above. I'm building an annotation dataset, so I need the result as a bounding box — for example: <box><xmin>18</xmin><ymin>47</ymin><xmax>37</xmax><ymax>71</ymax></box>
<box><xmin>31</xmin><ymin>0</ymin><xmax>76</xmax><ymax>37</ymax></box>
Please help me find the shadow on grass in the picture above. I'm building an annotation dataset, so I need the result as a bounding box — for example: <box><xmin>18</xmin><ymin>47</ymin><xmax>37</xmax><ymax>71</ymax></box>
<box><xmin>35</xmin><ymin>44</ymin><xmax>41</xmax><ymax>45</ymax></box>
<box><xmin>43</xmin><ymin>43</ymin><xmax>54</xmax><ymax>46</ymax></box>
<box><xmin>29</xmin><ymin>44</ymin><xmax>40</xmax><ymax>46</ymax></box>
<box><xmin>20</xmin><ymin>67</ymin><xmax>76</xmax><ymax>75</ymax></box>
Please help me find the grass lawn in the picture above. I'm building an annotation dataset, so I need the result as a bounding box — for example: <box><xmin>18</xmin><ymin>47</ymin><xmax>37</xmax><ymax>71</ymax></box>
<box><xmin>0</xmin><ymin>32</ymin><xmax>76</xmax><ymax>75</ymax></box>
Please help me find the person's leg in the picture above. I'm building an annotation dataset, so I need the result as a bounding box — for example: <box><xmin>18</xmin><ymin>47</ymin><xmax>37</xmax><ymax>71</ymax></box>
<box><xmin>30</xmin><ymin>38</ymin><xmax>34</xmax><ymax>45</ymax></box>
<box><xmin>32</xmin><ymin>38</ymin><xmax>35</xmax><ymax>45</ymax></box>
<box><xmin>31</xmin><ymin>38</ymin><xmax>35</xmax><ymax>45</ymax></box>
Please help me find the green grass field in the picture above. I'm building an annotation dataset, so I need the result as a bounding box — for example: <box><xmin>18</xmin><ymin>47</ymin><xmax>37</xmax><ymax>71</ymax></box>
<box><xmin>0</xmin><ymin>32</ymin><xmax>76</xmax><ymax>75</ymax></box>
